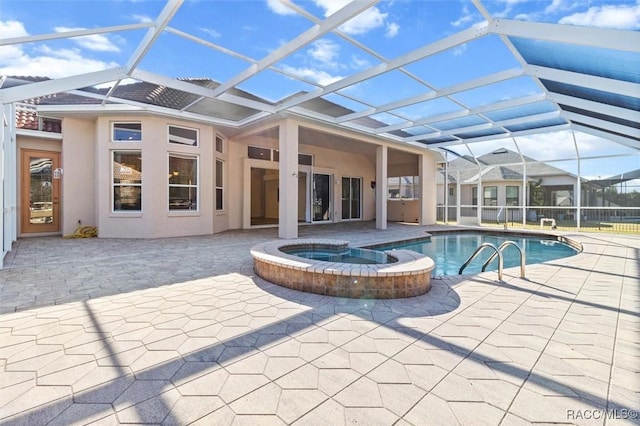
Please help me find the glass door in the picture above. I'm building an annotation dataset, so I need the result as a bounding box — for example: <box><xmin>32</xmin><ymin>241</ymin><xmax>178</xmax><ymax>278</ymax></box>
<box><xmin>341</xmin><ymin>177</ymin><xmax>362</xmax><ymax>220</ymax></box>
<box><xmin>21</xmin><ymin>150</ymin><xmax>61</xmax><ymax>233</ymax></box>
<box><xmin>312</xmin><ymin>173</ymin><xmax>332</xmax><ymax>222</ymax></box>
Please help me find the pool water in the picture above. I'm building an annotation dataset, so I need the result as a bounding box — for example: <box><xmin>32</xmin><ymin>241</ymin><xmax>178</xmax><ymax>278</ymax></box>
<box><xmin>282</xmin><ymin>247</ymin><xmax>394</xmax><ymax>264</ymax></box>
<box><xmin>375</xmin><ymin>233</ymin><xmax>579</xmax><ymax>276</ymax></box>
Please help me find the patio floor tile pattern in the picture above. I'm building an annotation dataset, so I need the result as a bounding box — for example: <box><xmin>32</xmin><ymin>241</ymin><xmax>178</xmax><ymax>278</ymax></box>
<box><xmin>0</xmin><ymin>223</ymin><xmax>639</xmax><ymax>425</ymax></box>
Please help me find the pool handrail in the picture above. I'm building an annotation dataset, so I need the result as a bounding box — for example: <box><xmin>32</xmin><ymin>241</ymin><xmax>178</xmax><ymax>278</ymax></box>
<box><xmin>459</xmin><ymin>242</ymin><xmax>503</xmax><ymax>281</ymax></box>
<box><xmin>481</xmin><ymin>241</ymin><xmax>526</xmax><ymax>278</ymax></box>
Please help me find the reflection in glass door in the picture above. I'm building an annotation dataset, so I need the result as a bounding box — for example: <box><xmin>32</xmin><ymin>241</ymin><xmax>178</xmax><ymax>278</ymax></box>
<box><xmin>341</xmin><ymin>177</ymin><xmax>361</xmax><ymax>220</ymax></box>
<box><xmin>312</xmin><ymin>173</ymin><xmax>332</xmax><ymax>222</ymax></box>
<box><xmin>21</xmin><ymin>150</ymin><xmax>61</xmax><ymax>233</ymax></box>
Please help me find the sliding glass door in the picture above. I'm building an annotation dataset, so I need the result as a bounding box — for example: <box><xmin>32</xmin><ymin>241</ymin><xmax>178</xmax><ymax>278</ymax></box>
<box><xmin>341</xmin><ymin>177</ymin><xmax>361</xmax><ymax>220</ymax></box>
<box><xmin>312</xmin><ymin>173</ymin><xmax>332</xmax><ymax>222</ymax></box>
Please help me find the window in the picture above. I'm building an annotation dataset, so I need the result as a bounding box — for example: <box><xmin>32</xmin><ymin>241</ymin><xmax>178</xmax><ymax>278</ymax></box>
<box><xmin>216</xmin><ymin>136</ymin><xmax>224</xmax><ymax>154</ymax></box>
<box><xmin>168</xmin><ymin>125</ymin><xmax>198</xmax><ymax>146</ymax></box>
<box><xmin>506</xmin><ymin>186</ymin><xmax>519</xmax><ymax>206</ymax></box>
<box><xmin>248</xmin><ymin>146</ymin><xmax>271</xmax><ymax>160</ymax></box>
<box><xmin>298</xmin><ymin>153</ymin><xmax>313</xmax><ymax>166</ymax></box>
<box><xmin>388</xmin><ymin>176</ymin><xmax>419</xmax><ymax>199</ymax></box>
<box><xmin>472</xmin><ymin>187</ymin><xmax>478</xmax><ymax>206</ymax></box>
<box><xmin>113</xmin><ymin>151</ymin><xmax>142</xmax><ymax>211</ymax></box>
<box><xmin>484</xmin><ymin>186</ymin><xmax>498</xmax><ymax>206</ymax></box>
<box><xmin>216</xmin><ymin>159</ymin><xmax>224</xmax><ymax>211</ymax></box>
<box><xmin>168</xmin><ymin>154</ymin><xmax>198</xmax><ymax>210</ymax></box>
<box><xmin>112</xmin><ymin>122</ymin><xmax>141</xmax><ymax>142</ymax></box>
<box><xmin>449</xmin><ymin>187</ymin><xmax>455</xmax><ymax>197</ymax></box>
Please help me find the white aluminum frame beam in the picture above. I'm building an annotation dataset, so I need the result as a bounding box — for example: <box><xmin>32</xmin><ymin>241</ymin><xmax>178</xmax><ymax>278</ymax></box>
<box><xmin>130</xmin><ymin>69</ymin><xmax>276</xmax><ymax>113</ymax></box>
<box><xmin>572</xmin><ymin>123</ymin><xmax>640</xmax><ymax>150</ymax></box>
<box><xmin>378</xmin><ymin>93</ymin><xmax>547</xmax><ymax>134</ymax></box>
<box><xmin>427</xmin><ymin>123</ymin><xmax>571</xmax><ymax>148</ymax></box>
<box><xmin>548</xmin><ymin>93</ymin><xmax>640</xmax><ymax>122</ymax></box>
<box><xmin>405</xmin><ymin>110</ymin><xmax>562</xmax><ymax>142</ymax></box>
<box><xmin>336</xmin><ymin>67</ymin><xmax>523</xmax><ymax>124</ymax></box>
<box><xmin>0</xmin><ymin>68</ymin><xmax>127</xmax><ymax>104</ymax></box>
<box><xmin>0</xmin><ymin>22</ymin><xmax>154</xmax><ymax>47</ymax></box>
<box><xmin>490</xmin><ymin>19</ymin><xmax>640</xmax><ymax>53</ymax></box>
<box><xmin>563</xmin><ymin>111</ymin><xmax>640</xmax><ymax>139</ymax></box>
<box><xmin>277</xmin><ymin>22</ymin><xmax>490</xmax><ymax>111</ymax></box>
<box><xmin>210</xmin><ymin>0</ymin><xmax>380</xmax><ymax>98</ymax></box>
<box><xmin>526</xmin><ymin>65</ymin><xmax>640</xmax><ymax>98</ymax></box>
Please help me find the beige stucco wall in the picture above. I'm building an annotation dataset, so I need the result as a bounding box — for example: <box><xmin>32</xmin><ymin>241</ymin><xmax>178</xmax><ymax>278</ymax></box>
<box><xmin>61</xmin><ymin>117</ymin><xmax>96</xmax><ymax>235</ymax></box>
<box><xmin>18</xmin><ymin>114</ymin><xmax>438</xmax><ymax>238</ymax></box>
<box><xmin>90</xmin><ymin>115</ymin><xmax>224</xmax><ymax>238</ymax></box>
<box><xmin>387</xmin><ymin>200</ymin><xmax>420</xmax><ymax>222</ymax></box>
<box><xmin>232</xmin><ymin>130</ymin><xmax>379</xmax><ymax>228</ymax></box>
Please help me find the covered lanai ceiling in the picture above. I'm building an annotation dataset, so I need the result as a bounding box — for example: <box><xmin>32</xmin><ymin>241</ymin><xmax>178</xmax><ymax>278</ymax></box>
<box><xmin>1</xmin><ymin>0</ymin><xmax>638</xmax><ymax>156</ymax></box>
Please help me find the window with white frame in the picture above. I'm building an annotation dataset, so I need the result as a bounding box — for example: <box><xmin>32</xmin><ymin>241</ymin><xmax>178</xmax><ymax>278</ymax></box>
<box><xmin>168</xmin><ymin>154</ymin><xmax>198</xmax><ymax>211</ymax></box>
<box><xmin>388</xmin><ymin>176</ymin><xmax>419</xmax><ymax>199</ymax></box>
<box><xmin>112</xmin><ymin>122</ymin><xmax>141</xmax><ymax>142</ymax></box>
<box><xmin>484</xmin><ymin>186</ymin><xmax>498</xmax><ymax>206</ymax></box>
<box><xmin>506</xmin><ymin>186</ymin><xmax>519</xmax><ymax>206</ymax></box>
<box><xmin>168</xmin><ymin>125</ymin><xmax>198</xmax><ymax>146</ymax></box>
<box><xmin>113</xmin><ymin>151</ymin><xmax>142</xmax><ymax>211</ymax></box>
<box><xmin>216</xmin><ymin>135</ymin><xmax>224</xmax><ymax>154</ymax></box>
<box><xmin>216</xmin><ymin>159</ymin><xmax>224</xmax><ymax>211</ymax></box>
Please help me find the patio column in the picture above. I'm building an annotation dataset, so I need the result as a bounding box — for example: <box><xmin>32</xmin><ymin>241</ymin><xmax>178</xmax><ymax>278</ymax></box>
<box><xmin>420</xmin><ymin>152</ymin><xmax>436</xmax><ymax>225</ymax></box>
<box><xmin>1</xmin><ymin>102</ymin><xmax>17</xmax><ymax>264</ymax></box>
<box><xmin>456</xmin><ymin>170</ymin><xmax>461</xmax><ymax>224</ymax></box>
<box><xmin>278</xmin><ymin>121</ymin><xmax>298</xmax><ymax>239</ymax></box>
<box><xmin>376</xmin><ymin>145</ymin><xmax>387</xmax><ymax>230</ymax></box>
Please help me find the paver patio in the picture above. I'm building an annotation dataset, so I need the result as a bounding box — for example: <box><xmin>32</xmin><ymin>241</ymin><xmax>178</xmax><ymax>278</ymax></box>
<box><xmin>0</xmin><ymin>223</ymin><xmax>638</xmax><ymax>425</ymax></box>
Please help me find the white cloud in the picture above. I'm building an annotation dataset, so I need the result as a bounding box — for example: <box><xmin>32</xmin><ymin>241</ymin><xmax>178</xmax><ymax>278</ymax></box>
<box><xmin>314</xmin><ymin>0</ymin><xmax>390</xmax><ymax>35</ymax></box>
<box><xmin>350</xmin><ymin>55</ymin><xmax>370</xmax><ymax>70</ymax></box>
<box><xmin>308</xmin><ymin>39</ymin><xmax>339</xmax><ymax>64</ymax></box>
<box><xmin>451</xmin><ymin>4</ymin><xmax>475</xmax><ymax>28</ymax></box>
<box><xmin>385</xmin><ymin>22</ymin><xmax>399</xmax><ymax>38</ymax></box>
<box><xmin>0</xmin><ymin>19</ymin><xmax>29</xmax><ymax>38</ymax></box>
<box><xmin>280</xmin><ymin>64</ymin><xmax>342</xmax><ymax>85</ymax></box>
<box><xmin>200</xmin><ymin>27</ymin><xmax>221</xmax><ymax>38</ymax></box>
<box><xmin>266</xmin><ymin>0</ymin><xmax>297</xmax><ymax>15</ymax></box>
<box><xmin>0</xmin><ymin>20</ymin><xmax>29</xmax><ymax>63</ymax></box>
<box><xmin>55</xmin><ymin>26</ymin><xmax>121</xmax><ymax>52</ymax></box>
<box><xmin>452</xmin><ymin>43</ymin><xmax>468</xmax><ymax>56</ymax></box>
<box><xmin>131</xmin><ymin>14</ymin><xmax>153</xmax><ymax>23</ymax></box>
<box><xmin>559</xmin><ymin>2</ymin><xmax>640</xmax><ymax>29</ymax></box>
<box><xmin>0</xmin><ymin>20</ymin><xmax>119</xmax><ymax>79</ymax></box>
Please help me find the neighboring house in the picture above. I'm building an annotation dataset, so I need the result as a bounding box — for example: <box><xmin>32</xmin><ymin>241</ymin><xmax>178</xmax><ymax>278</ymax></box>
<box><xmin>436</xmin><ymin>148</ymin><xmax>585</xmax><ymax>222</ymax></box>
<box><xmin>6</xmin><ymin>76</ymin><xmax>438</xmax><ymax>240</ymax></box>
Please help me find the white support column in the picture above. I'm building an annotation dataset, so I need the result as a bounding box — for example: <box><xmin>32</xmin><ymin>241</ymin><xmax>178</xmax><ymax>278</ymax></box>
<box><xmin>443</xmin><ymin>157</ymin><xmax>448</xmax><ymax>223</ymax></box>
<box><xmin>2</xmin><ymin>102</ymin><xmax>17</xmax><ymax>264</ymax></box>
<box><xmin>1</xmin><ymin>101</ymin><xmax>5</xmax><ymax>263</ymax></box>
<box><xmin>456</xmin><ymin>170</ymin><xmax>461</xmax><ymax>224</ymax></box>
<box><xmin>573</xmin><ymin>131</ymin><xmax>582</xmax><ymax>230</ymax></box>
<box><xmin>376</xmin><ymin>145</ymin><xmax>388</xmax><ymax>230</ymax></box>
<box><xmin>419</xmin><ymin>151</ymin><xmax>436</xmax><ymax>225</ymax></box>
<box><xmin>278</xmin><ymin>121</ymin><xmax>298</xmax><ymax>239</ymax></box>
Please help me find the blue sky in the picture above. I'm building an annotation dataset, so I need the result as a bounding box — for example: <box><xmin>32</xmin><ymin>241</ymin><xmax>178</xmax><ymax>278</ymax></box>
<box><xmin>1</xmin><ymin>0</ymin><xmax>639</xmax><ymax>176</ymax></box>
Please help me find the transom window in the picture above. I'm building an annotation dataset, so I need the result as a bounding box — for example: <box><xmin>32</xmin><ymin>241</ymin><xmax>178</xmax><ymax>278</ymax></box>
<box><xmin>216</xmin><ymin>136</ymin><xmax>224</xmax><ymax>154</ymax></box>
<box><xmin>112</xmin><ymin>151</ymin><xmax>142</xmax><ymax>211</ymax></box>
<box><xmin>168</xmin><ymin>125</ymin><xmax>198</xmax><ymax>146</ymax></box>
<box><xmin>112</xmin><ymin>122</ymin><xmax>141</xmax><ymax>142</ymax></box>
<box><xmin>168</xmin><ymin>154</ymin><xmax>198</xmax><ymax>211</ymax></box>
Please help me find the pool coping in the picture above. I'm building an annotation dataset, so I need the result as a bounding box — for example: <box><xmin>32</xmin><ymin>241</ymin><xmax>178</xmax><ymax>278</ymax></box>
<box><xmin>250</xmin><ymin>238</ymin><xmax>435</xmax><ymax>299</ymax></box>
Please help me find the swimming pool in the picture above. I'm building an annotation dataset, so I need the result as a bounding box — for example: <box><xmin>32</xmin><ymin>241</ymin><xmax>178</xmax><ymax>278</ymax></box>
<box><xmin>369</xmin><ymin>232</ymin><xmax>580</xmax><ymax>277</ymax></box>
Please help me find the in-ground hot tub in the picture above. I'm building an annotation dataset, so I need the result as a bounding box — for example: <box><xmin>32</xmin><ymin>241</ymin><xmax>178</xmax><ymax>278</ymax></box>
<box><xmin>250</xmin><ymin>239</ymin><xmax>434</xmax><ymax>299</ymax></box>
